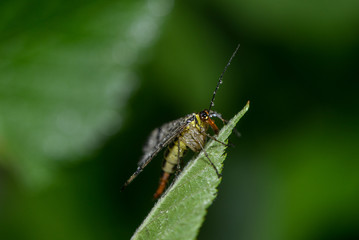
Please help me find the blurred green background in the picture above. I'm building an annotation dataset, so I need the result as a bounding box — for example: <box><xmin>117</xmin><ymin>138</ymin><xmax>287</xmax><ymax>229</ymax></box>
<box><xmin>0</xmin><ymin>0</ymin><xmax>358</xmax><ymax>239</ymax></box>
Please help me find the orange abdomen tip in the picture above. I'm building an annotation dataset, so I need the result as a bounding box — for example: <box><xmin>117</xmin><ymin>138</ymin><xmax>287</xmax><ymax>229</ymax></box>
<box><xmin>153</xmin><ymin>172</ymin><xmax>171</xmax><ymax>199</ymax></box>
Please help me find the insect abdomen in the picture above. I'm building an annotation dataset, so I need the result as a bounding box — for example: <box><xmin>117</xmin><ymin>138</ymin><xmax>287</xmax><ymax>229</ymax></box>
<box><xmin>153</xmin><ymin>139</ymin><xmax>187</xmax><ymax>199</ymax></box>
<box><xmin>162</xmin><ymin>138</ymin><xmax>187</xmax><ymax>174</ymax></box>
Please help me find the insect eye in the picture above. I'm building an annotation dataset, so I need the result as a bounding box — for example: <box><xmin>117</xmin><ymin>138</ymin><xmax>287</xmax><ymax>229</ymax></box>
<box><xmin>200</xmin><ymin>110</ymin><xmax>209</xmax><ymax>120</ymax></box>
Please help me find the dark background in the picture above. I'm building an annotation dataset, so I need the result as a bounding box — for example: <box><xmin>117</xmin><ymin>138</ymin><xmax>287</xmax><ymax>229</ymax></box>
<box><xmin>0</xmin><ymin>0</ymin><xmax>358</xmax><ymax>239</ymax></box>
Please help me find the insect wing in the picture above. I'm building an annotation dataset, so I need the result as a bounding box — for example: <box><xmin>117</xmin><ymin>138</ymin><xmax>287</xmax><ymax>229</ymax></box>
<box><xmin>121</xmin><ymin>114</ymin><xmax>194</xmax><ymax>191</ymax></box>
<box><xmin>138</xmin><ymin>114</ymin><xmax>194</xmax><ymax>168</ymax></box>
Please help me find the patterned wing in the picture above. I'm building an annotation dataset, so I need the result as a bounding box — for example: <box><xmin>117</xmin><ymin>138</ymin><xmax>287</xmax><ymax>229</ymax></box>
<box><xmin>138</xmin><ymin>113</ymin><xmax>194</xmax><ymax>168</ymax></box>
<box><xmin>121</xmin><ymin>113</ymin><xmax>195</xmax><ymax>191</ymax></box>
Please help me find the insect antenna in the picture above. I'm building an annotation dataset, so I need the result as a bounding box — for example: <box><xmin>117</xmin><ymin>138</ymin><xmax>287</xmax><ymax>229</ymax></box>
<box><xmin>208</xmin><ymin>44</ymin><xmax>240</xmax><ymax>112</ymax></box>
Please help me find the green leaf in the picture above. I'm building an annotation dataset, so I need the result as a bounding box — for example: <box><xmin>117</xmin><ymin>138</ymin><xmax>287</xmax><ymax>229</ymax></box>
<box><xmin>0</xmin><ymin>0</ymin><xmax>173</xmax><ymax>187</ymax></box>
<box><xmin>131</xmin><ymin>101</ymin><xmax>250</xmax><ymax>240</ymax></box>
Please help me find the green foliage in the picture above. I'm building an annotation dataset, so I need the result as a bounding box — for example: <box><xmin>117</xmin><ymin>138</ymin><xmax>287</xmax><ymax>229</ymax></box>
<box><xmin>0</xmin><ymin>0</ymin><xmax>169</xmax><ymax>187</ymax></box>
<box><xmin>0</xmin><ymin>0</ymin><xmax>358</xmax><ymax>239</ymax></box>
<box><xmin>132</xmin><ymin>102</ymin><xmax>250</xmax><ymax>240</ymax></box>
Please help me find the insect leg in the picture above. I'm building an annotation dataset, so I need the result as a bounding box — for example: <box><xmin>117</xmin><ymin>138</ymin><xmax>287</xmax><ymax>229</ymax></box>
<box><xmin>210</xmin><ymin>111</ymin><xmax>241</xmax><ymax>138</ymax></box>
<box><xmin>175</xmin><ymin>140</ymin><xmax>182</xmax><ymax>176</ymax></box>
<box><xmin>200</xmin><ymin>144</ymin><xmax>222</xmax><ymax>178</ymax></box>
<box><xmin>191</xmin><ymin>132</ymin><xmax>222</xmax><ymax>178</ymax></box>
<box><xmin>209</xmin><ymin>111</ymin><xmax>226</xmax><ymax>124</ymax></box>
<box><xmin>203</xmin><ymin>132</ymin><xmax>232</xmax><ymax>147</ymax></box>
<box><xmin>195</xmin><ymin>116</ymin><xmax>231</xmax><ymax>147</ymax></box>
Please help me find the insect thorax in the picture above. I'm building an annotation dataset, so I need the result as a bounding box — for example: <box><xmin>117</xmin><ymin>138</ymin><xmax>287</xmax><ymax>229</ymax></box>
<box><xmin>162</xmin><ymin>113</ymin><xmax>210</xmax><ymax>174</ymax></box>
<box><xmin>181</xmin><ymin>113</ymin><xmax>209</xmax><ymax>152</ymax></box>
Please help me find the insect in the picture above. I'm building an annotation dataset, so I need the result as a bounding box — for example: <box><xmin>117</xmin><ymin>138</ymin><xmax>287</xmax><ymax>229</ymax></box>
<box><xmin>121</xmin><ymin>44</ymin><xmax>240</xmax><ymax>199</ymax></box>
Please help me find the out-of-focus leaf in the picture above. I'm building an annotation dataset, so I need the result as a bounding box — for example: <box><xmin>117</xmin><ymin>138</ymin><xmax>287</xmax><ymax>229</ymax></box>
<box><xmin>0</xmin><ymin>0</ymin><xmax>174</xmax><ymax>186</ymax></box>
